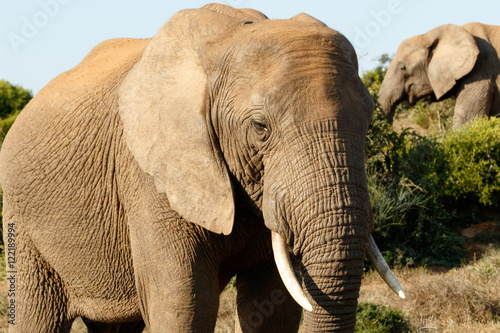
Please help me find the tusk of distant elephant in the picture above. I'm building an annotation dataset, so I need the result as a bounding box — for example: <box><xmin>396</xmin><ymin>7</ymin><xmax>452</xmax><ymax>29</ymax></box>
<box><xmin>271</xmin><ymin>231</ymin><xmax>314</xmax><ymax>312</ymax></box>
<box><xmin>366</xmin><ymin>235</ymin><xmax>406</xmax><ymax>299</ymax></box>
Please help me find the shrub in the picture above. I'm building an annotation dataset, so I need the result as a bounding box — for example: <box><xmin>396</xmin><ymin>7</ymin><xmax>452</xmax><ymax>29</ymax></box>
<box><xmin>356</xmin><ymin>303</ymin><xmax>413</xmax><ymax>332</ymax></box>
<box><xmin>368</xmin><ymin>169</ymin><xmax>466</xmax><ymax>268</ymax></box>
<box><xmin>365</xmin><ymin>110</ymin><xmax>468</xmax><ymax>267</ymax></box>
<box><xmin>441</xmin><ymin>118</ymin><xmax>500</xmax><ymax>207</ymax></box>
<box><xmin>406</xmin><ymin>97</ymin><xmax>455</xmax><ymax>133</ymax></box>
<box><xmin>0</xmin><ymin>110</ymin><xmax>21</xmax><ymax>143</ymax></box>
<box><xmin>368</xmin><ymin>175</ymin><xmax>426</xmax><ymax>241</ymax></box>
<box><xmin>0</xmin><ymin>80</ymin><xmax>32</xmax><ymax>143</ymax></box>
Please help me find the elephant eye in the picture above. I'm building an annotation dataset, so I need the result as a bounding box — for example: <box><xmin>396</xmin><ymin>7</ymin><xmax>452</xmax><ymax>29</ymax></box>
<box><xmin>252</xmin><ymin>119</ymin><xmax>270</xmax><ymax>141</ymax></box>
<box><xmin>400</xmin><ymin>65</ymin><xmax>406</xmax><ymax>71</ymax></box>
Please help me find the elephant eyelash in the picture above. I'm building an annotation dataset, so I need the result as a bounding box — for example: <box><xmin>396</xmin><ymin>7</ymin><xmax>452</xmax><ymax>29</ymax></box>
<box><xmin>251</xmin><ymin>119</ymin><xmax>271</xmax><ymax>141</ymax></box>
<box><xmin>252</xmin><ymin>120</ymin><xmax>268</xmax><ymax>132</ymax></box>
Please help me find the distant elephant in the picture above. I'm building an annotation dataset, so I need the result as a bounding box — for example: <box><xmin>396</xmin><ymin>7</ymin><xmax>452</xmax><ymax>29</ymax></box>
<box><xmin>0</xmin><ymin>4</ymin><xmax>403</xmax><ymax>333</ymax></box>
<box><xmin>379</xmin><ymin>22</ymin><xmax>500</xmax><ymax>129</ymax></box>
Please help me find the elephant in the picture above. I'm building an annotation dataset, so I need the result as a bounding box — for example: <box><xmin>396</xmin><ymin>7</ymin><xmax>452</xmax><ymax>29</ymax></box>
<box><xmin>379</xmin><ymin>22</ymin><xmax>500</xmax><ymax>129</ymax></box>
<box><xmin>0</xmin><ymin>4</ymin><xmax>404</xmax><ymax>333</ymax></box>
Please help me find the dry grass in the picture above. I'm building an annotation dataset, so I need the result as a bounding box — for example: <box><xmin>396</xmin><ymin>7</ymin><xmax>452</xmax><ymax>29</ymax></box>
<box><xmin>360</xmin><ymin>246</ymin><xmax>500</xmax><ymax>332</ymax></box>
<box><xmin>214</xmin><ymin>286</ymin><xmax>237</xmax><ymax>333</ymax></box>
<box><xmin>69</xmin><ymin>290</ymin><xmax>238</xmax><ymax>332</ymax></box>
<box><xmin>1</xmin><ymin>248</ymin><xmax>498</xmax><ymax>332</ymax></box>
<box><xmin>0</xmin><ymin>285</ymin><xmax>236</xmax><ymax>333</ymax></box>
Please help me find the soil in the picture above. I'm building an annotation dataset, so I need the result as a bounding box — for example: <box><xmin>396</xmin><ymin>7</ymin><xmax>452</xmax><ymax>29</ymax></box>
<box><xmin>462</xmin><ymin>220</ymin><xmax>500</xmax><ymax>262</ymax></box>
<box><xmin>392</xmin><ymin>110</ymin><xmax>428</xmax><ymax>135</ymax></box>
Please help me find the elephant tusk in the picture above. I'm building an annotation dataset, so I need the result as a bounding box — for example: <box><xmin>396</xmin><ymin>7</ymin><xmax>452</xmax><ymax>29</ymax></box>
<box><xmin>271</xmin><ymin>231</ymin><xmax>314</xmax><ymax>312</ymax></box>
<box><xmin>366</xmin><ymin>235</ymin><xmax>406</xmax><ymax>299</ymax></box>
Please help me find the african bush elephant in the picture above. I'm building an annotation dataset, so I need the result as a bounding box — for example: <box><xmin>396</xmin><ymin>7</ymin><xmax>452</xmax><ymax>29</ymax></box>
<box><xmin>379</xmin><ymin>22</ymin><xmax>500</xmax><ymax>129</ymax></box>
<box><xmin>0</xmin><ymin>4</ymin><xmax>403</xmax><ymax>332</ymax></box>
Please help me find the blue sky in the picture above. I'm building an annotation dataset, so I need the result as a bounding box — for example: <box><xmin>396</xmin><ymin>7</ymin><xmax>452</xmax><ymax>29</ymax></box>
<box><xmin>1</xmin><ymin>0</ymin><xmax>499</xmax><ymax>94</ymax></box>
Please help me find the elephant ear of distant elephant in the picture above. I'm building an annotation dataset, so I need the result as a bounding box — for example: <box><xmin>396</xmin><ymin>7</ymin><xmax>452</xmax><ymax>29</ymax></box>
<box><xmin>118</xmin><ymin>6</ymin><xmax>267</xmax><ymax>235</ymax></box>
<box><xmin>426</xmin><ymin>24</ymin><xmax>480</xmax><ymax>99</ymax></box>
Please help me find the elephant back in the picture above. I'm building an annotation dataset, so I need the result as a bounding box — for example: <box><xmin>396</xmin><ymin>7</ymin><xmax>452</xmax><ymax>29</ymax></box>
<box><xmin>0</xmin><ymin>38</ymin><xmax>150</xmax><ymax>191</ymax></box>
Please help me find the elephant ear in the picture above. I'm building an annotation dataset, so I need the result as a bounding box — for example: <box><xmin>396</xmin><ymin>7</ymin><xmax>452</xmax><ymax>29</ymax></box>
<box><xmin>118</xmin><ymin>7</ymin><xmax>256</xmax><ymax>235</ymax></box>
<box><xmin>426</xmin><ymin>24</ymin><xmax>480</xmax><ymax>99</ymax></box>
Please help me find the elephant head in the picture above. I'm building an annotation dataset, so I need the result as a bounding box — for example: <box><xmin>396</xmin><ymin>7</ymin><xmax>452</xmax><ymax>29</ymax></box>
<box><xmin>118</xmin><ymin>4</ymin><xmax>403</xmax><ymax>331</ymax></box>
<box><xmin>379</xmin><ymin>24</ymin><xmax>479</xmax><ymax>123</ymax></box>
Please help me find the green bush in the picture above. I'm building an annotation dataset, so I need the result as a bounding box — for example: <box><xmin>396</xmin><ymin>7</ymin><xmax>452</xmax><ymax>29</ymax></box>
<box><xmin>441</xmin><ymin>118</ymin><xmax>500</xmax><ymax>207</ymax></box>
<box><xmin>367</xmin><ymin>164</ymin><xmax>465</xmax><ymax>267</ymax></box>
<box><xmin>0</xmin><ymin>110</ymin><xmax>20</xmax><ymax>144</ymax></box>
<box><xmin>409</xmin><ymin>97</ymin><xmax>455</xmax><ymax>133</ymax></box>
<box><xmin>365</xmin><ymin>109</ymin><xmax>467</xmax><ymax>267</ymax></box>
<box><xmin>397</xmin><ymin>118</ymin><xmax>500</xmax><ymax>224</ymax></box>
<box><xmin>0</xmin><ymin>80</ymin><xmax>32</xmax><ymax>143</ymax></box>
<box><xmin>368</xmin><ymin>174</ymin><xmax>427</xmax><ymax>240</ymax></box>
<box><xmin>365</xmin><ymin>115</ymin><xmax>500</xmax><ymax>267</ymax></box>
<box><xmin>356</xmin><ymin>303</ymin><xmax>413</xmax><ymax>332</ymax></box>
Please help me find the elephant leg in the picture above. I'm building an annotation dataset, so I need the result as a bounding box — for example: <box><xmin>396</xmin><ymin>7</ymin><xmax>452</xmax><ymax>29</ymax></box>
<box><xmin>8</xmin><ymin>234</ymin><xmax>72</xmax><ymax>332</ymax></box>
<box><xmin>454</xmin><ymin>79</ymin><xmax>493</xmax><ymax>128</ymax></box>
<box><xmin>82</xmin><ymin>318</ymin><xmax>145</xmax><ymax>333</ymax></box>
<box><xmin>234</xmin><ymin>258</ymin><xmax>302</xmax><ymax>333</ymax></box>
<box><xmin>133</xmin><ymin>259</ymin><xmax>220</xmax><ymax>332</ymax></box>
<box><xmin>129</xmin><ymin>219</ymin><xmax>221</xmax><ymax>332</ymax></box>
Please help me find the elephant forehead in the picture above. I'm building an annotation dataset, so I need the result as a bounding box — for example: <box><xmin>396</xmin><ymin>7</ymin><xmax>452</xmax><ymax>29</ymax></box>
<box><xmin>259</xmin><ymin>61</ymin><xmax>371</xmax><ymax>122</ymax></box>
<box><xmin>228</xmin><ymin>20</ymin><xmax>355</xmax><ymax>69</ymax></box>
<box><xmin>227</xmin><ymin>29</ymin><xmax>358</xmax><ymax>99</ymax></box>
<box><xmin>213</xmin><ymin>19</ymin><xmax>372</xmax><ymax>123</ymax></box>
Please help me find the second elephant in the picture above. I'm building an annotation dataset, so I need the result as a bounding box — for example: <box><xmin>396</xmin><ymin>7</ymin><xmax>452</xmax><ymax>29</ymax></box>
<box><xmin>379</xmin><ymin>22</ymin><xmax>500</xmax><ymax>129</ymax></box>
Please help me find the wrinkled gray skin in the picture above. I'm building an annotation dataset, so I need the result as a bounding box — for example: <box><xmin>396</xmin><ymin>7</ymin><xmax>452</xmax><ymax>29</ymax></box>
<box><xmin>0</xmin><ymin>4</ymin><xmax>374</xmax><ymax>333</ymax></box>
<box><xmin>379</xmin><ymin>23</ymin><xmax>500</xmax><ymax>129</ymax></box>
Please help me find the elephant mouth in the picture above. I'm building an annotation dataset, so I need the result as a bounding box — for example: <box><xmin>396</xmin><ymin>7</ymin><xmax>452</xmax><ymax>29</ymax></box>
<box><xmin>271</xmin><ymin>231</ymin><xmax>405</xmax><ymax>312</ymax></box>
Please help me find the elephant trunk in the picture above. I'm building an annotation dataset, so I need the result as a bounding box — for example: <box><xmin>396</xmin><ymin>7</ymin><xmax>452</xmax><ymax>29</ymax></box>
<box><xmin>265</xmin><ymin>120</ymin><xmax>403</xmax><ymax>331</ymax></box>
<box><xmin>264</xmin><ymin>121</ymin><xmax>371</xmax><ymax>331</ymax></box>
<box><xmin>379</xmin><ymin>65</ymin><xmax>406</xmax><ymax>123</ymax></box>
<box><xmin>299</xmin><ymin>211</ymin><xmax>367</xmax><ymax>332</ymax></box>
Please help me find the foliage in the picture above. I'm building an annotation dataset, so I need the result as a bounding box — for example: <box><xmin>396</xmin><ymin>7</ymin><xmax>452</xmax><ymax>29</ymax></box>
<box><xmin>367</xmin><ymin>170</ymin><xmax>464</xmax><ymax>267</ymax></box>
<box><xmin>362</xmin><ymin>54</ymin><xmax>500</xmax><ymax>267</ymax></box>
<box><xmin>408</xmin><ymin>97</ymin><xmax>455</xmax><ymax>133</ymax></box>
<box><xmin>225</xmin><ymin>275</ymin><xmax>237</xmax><ymax>291</ymax></box>
<box><xmin>356</xmin><ymin>303</ymin><xmax>413</xmax><ymax>332</ymax></box>
<box><xmin>441</xmin><ymin>118</ymin><xmax>500</xmax><ymax>207</ymax></box>
<box><xmin>368</xmin><ymin>174</ymin><xmax>426</xmax><ymax>240</ymax></box>
<box><xmin>0</xmin><ymin>80</ymin><xmax>32</xmax><ymax>143</ymax></box>
<box><xmin>364</xmin><ymin>109</ymin><xmax>500</xmax><ymax>266</ymax></box>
